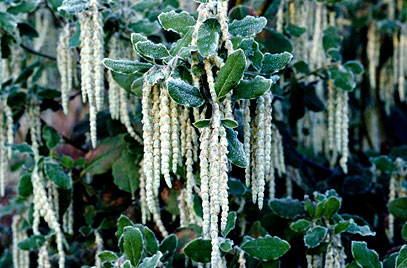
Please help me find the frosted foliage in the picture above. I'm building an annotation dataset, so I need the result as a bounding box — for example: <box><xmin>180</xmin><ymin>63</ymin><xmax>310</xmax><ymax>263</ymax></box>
<box><xmin>228</xmin><ymin>16</ymin><xmax>267</xmax><ymax>37</ymax></box>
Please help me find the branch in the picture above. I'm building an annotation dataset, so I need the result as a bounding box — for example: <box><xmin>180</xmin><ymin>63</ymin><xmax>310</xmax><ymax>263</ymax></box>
<box><xmin>20</xmin><ymin>43</ymin><xmax>56</xmax><ymax>60</ymax></box>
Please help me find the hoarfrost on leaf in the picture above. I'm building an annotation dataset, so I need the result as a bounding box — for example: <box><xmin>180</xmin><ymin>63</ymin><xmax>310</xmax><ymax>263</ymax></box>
<box><xmin>158</xmin><ymin>10</ymin><xmax>196</xmax><ymax>35</ymax></box>
<box><xmin>167</xmin><ymin>78</ymin><xmax>205</xmax><ymax>107</ymax></box>
<box><xmin>229</xmin><ymin>16</ymin><xmax>267</xmax><ymax>37</ymax></box>
<box><xmin>136</xmin><ymin>40</ymin><xmax>170</xmax><ymax>60</ymax></box>
<box><xmin>103</xmin><ymin>59</ymin><xmax>152</xmax><ymax>74</ymax></box>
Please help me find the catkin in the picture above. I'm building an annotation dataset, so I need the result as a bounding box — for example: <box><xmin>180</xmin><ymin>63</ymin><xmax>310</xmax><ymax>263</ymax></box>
<box><xmin>95</xmin><ymin>230</ymin><xmax>103</xmax><ymax>268</ymax></box>
<box><xmin>160</xmin><ymin>86</ymin><xmax>172</xmax><ymax>188</ymax></box>
<box><xmin>185</xmin><ymin>120</ymin><xmax>196</xmax><ymax>224</ymax></box>
<box><xmin>120</xmin><ymin>88</ymin><xmax>143</xmax><ymax>143</ymax></box>
<box><xmin>217</xmin><ymin>0</ymin><xmax>233</xmax><ymax>54</ymax></box>
<box><xmin>152</xmin><ymin>87</ymin><xmax>161</xmax><ymax>196</ymax></box>
<box><xmin>200</xmin><ymin>127</ymin><xmax>211</xmax><ymax>239</ymax></box>
<box><xmin>243</xmin><ymin>100</ymin><xmax>251</xmax><ymax>187</ymax></box>
<box><xmin>108</xmin><ymin>36</ymin><xmax>121</xmax><ymax>120</ymax></box>
<box><xmin>171</xmin><ymin>100</ymin><xmax>180</xmax><ymax>173</ymax></box>
<box><xmin>339</xmin><ymin>91</ymin><xmax>349</xmax><ymax>174</ymax></box>
<box><xmin>219</xmin><ymin>124</ymin><xmax>229</xmax><ymax>231</ymax></box>
<box><xmin>254</xmin><ymin>96</ymin><xmax>266</xmax><ymax>209</ymax></box>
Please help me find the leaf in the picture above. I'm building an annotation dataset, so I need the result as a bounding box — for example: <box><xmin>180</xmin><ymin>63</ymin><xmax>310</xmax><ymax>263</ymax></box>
<box><xmin>131</xmin><ymin>76</ymin><xmax>144</xmax><ymax>98</ymax></box>
<box><xmin>116</xmin><ymin>215</ymin><xmax>134</xmax><ymax>239</ymax></box>
<box><xmin>220</xmin><ymin>238</ymin><xmax>234</xmax><ymax>252</ymax></box>
<box><xmin>193</xmin><ymin>119</ymin><xmax>211</xmax><ymax>128</ymax></box>
<box><xmin>42</xmin><ymin>125</ymin><xmax>61</xmax><ymax>150</ymax></box>
<box><xmin>57</xmin><ymin>0</ymin><xmax>88</xmax><ymax>14</ymax></box>
<box><xmin>18</xmin><ymin>175</ymin><xmax>33</xmax><ymax>197</ymax></box>
<box><xmin>131</xmin><ymin>33</ymin><xmax>148</xmax><ymax>52</ymax></box>
<box><xmin>344</xmin><ymin>60</ymin><xmax>364</xmax><ymax>75</ymax></box>
<box><xmin>225</xmin><ymin>128</ymin><xmax>248</xmax><ymax>167</ymax></box>
<box><xmin>351</xmin><ymin>241</ymin><xmax>382</xmax><ymax>268</ymax></box>
<box><xmin>138</xmin><ymin>252</ymin><xmax>163</xmax><ymax>268</ymax></box>
<box><xmin>146</xmin><ymin>68</ymin><xmax>165</xmax><ymax>85</ymax></box>
<box><xmin>158</xmin><ymin>11</ymin><xmax>195</xmax><ymax>35</ymax></box>
<box><xmin>170</xmin><ymin>28</ymin><xmax>194</xmax><ymax>56</ymax></box>
<box><xmin>269</xmin><ymin>198</ymin><xmax>307</xmax><ymax>219</ymax></box>
<box><xmin>183</xmin><ymin>238</ymin><xmax>212</xmax><ymax>263</ymax></box>
<box><xmin>103</xmin><ymin>59</ymin><xmax>152</xmax><ymax>75</ymax></box>
<box><xmin>261</xmin><ymin>52</ymin><xmax>293</xmax><ymax>74</ymax></box>
<box><xmin>129</xmin><ymin>20</ymin><xmax>160</xmax><ymax>36</ymax></box>
<box><xmin>132</xmin><ymin>0</ymin><xmax>160</xmax><ymax>12</ymax></box>
<box><xmin>402</xmin><ymin>222</ymin><xmax>407</xmax><ymax>240</ymax></box>
<box><xmin>44</xmin><ymin>162</ymin><xmax>72</xmax><ymax>190</ymax></box>
<box><xmin>240</xmin><ymin>235</ymin><xmax>290</xmax><ymax>261</ymax></box>
<box><xmin>215</xmin><ymin>49</ymin><xmax>246</xmax><ymax>99</ymax></box>
<box><xmin>8</xmin><ymin>1</ymin><xmax>38</xmax><ymax>14</ymax></box>
<box><xmin>396</xmin><ymin>245</ymin><xmax>407</xmax><ymax>268</ymax></box>
<box><xmin>84</xmin><ymin>205</ymin><xmax>96</xmax><ymax>226</ymax></box>
<box><xmin>232</xmin><ymin>76</ymin><xmax>272</xmax><ymax>100</ymax></box>
<box><xmin>17</xmin><ymin>235</ymin><xmax>46</xmax><ymax>250</ymax></box>
<box><xmin>97</xmin><ymin>251</ymin><xmax>119</xmax><ymax>262</ymax></box>
<box><xmin>222</xmin><ymin>211</ymin><xmax>237</xmax><ymax>237</ymax></box>
<box><xmin>286</xmin><ymin>24</ymin><xmax>306</xmax><ymax>37</ymax></box>
<box><xmin>221</xmin><ymin>119</ymin><xmax>238</xmax><ymax>128</ymax></box>
<box><xmin>328</xmin><ymin>66</ymin><xmax>356</xmax><ymax>91</ymax></box>
<box><xmin>136</xmin><ymin>41</ymin><xmax>170</xmax><ymax>60</ymax></box>
<box><xmin>304</xmin><ymin>226</ymin><xmax>328</xmax><ymax>248</ymax></box>
<box><xmin>197</xmin><ymin>19</ymin><xmax>221</xmax><ymax>58</ymax></box>
<box><xmin>290</xmin><ymin>219</ymin><xmax>311</xmax><ymax>233</ymax></box>
<box><xmin>345</xmin><ymin>219</ymin><xmax>376</xmax><ymax>236</ymax></box>
<box><xmin>256</xmin><ymin>29</ymin><xmax>293</xmax><ymax>53</ymax></box>
<box><xmin>322</xmin><ymin>26</ymin><xmax>343</xmax><ymax>52</ymax></box>
<box><xmin>229</xmin><ymin>16</ymin><xmax>267</xmax><ymax>37</ymax></box>
<box><xmin>370</xmin><ymin>155</ymin><xmax>397</xmax><ymax>173</ymax></box>
<box><xmin>228</xmin><ymin>178</ymin><xmax>246</xmax><ymax>196</ymax></box>
<box><xmin>123</xmin><ymin>226</ymin><xmax>144</xmax><ymax>267</ymax></box>
<box><xmin>388</xmin><ymin>198</ymin><xmax>407</xmax><ymax>221</ymax></box>
<box><xmin>160</xmin><ymin>234</ymin><xmax>178</xmax><ymax>260</ymax></box>
<box><xmin>112</xmin><ymin>72</ymin><xmax>143</xmax><ymax>95</ymax></box>
<box><xmin>167</xmin><ymin>78</ymin><xmax>205</xmax><ymax>107</ymax></box>
<box><xmin>112</xmin><ymin>151</ymin><xmax>140</xmax><ymax>197</ymax></box>
<box><xmin>143</xmin><ymin>227</ymin><xmax>159</xmax><ymax>255</ymax></box>
<box><xmin>334</xmin><ymin>221</ymin><xmax>351</xmax><ymax>234</ymax></box>
<box><xmin>69</xmin><ymin>22</ymin><xmax>81</xmax><ymax>48</ymax></box>
<box><xmin>324</xmin><ymin>196</ymin><xmax>341</xmax><ymax>220</ymax></box>
<box><xmin>384</xmin><ymin>253</ymin><xmax>399</xmax><ymax>268</ymax></box>
<box><xmin>346</xmin><ymin>261</ymin><xmax>362</xmax><ymax>268</ymax></box>
<box><xmin>0</xmin><ymin>12</ymin><xmax>17</xmax><ymax>34</ymax></box>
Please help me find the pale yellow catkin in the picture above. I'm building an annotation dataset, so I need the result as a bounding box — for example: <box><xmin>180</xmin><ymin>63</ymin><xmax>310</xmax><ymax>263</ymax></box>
<box><xmin>200</xmin><ymin>126</ymin><xmax>211</xmax><ymax>239</ymax></box>
<box><xmin>170</xmin><ymin>100</ymin><xmax>180</xmax><ymax>173</ymax></box>
<box><xmin>108</xmin><ymin>36</ymin><xmax>121</xmax><ymax>120</ymax></box>
<box><xmin>152</xmin><ymin>87</ymin><xmax>161</xmax><ymax>196</ymax></box>
<box><xmin>119</xmin><ymin>88</ymin><xmax>143</xmax><ymax>143</ymax></box>
<box><xmin>219</xmin><ymin>124</ymin><xmax>229</xmax><ymax>231</ymax></box>
<box><xmin>57</xmin><ymin>24</ymin><xmax>71</xmax><ymax>115</ymax></box>
<box><xmin>160</xmin><ymin>86</ymin><xmax>172</xmax><ymax>188</ymax></box>
<box><xmin>185</xmin><ymin>120</ymin><xmax>197</xmax><ymax>224</ymax></box>
<box><xmin>254</xmin><ymin>96</ymin><xmax>266</xmax><ymax>209</ymax></box>
<box><xmin>339</xmin><ymin>91</ymin><xmax>349</xmax><ymax>174</ymax></box>
<box><xmin>243</xmin><ymin>100</ymin><xmax>251</xmax><ymax>188</ymax></box>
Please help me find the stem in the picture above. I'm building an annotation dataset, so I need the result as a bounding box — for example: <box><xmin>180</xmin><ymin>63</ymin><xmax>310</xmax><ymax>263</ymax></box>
<box><xmin>258</xmin><ymin>0</ymin><xmax>272</xmax><ymax>16</ymax></box>
<box><xmin>20</xmin><ymin>43</ymin><xmax>56</xmax><ymax>60</ymax></box>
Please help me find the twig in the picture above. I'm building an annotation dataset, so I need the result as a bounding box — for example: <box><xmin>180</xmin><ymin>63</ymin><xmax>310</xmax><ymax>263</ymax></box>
<box><xmin>44</xmin><ymin>0</ymin><xmax>62</xmax><ymax>28</ymax></box>
<box><xmin>257</xmin><ymin>0</ymin><xmax>272</xmax><ymax>16</ymax></box>
<box><xmin>20</xmin><ymin>43</ymin><xmax>56</xmax><ymax>60</ymax></box>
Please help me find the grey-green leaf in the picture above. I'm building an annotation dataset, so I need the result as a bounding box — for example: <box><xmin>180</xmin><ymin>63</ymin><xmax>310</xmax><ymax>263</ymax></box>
<box><xmin>136</xmin><ymin>41</ymin><xmax>170</xmax><ymax>60</ymax></box>
<box><xmin>229</xmin><ymin>16</ymin><xmax>267</xmax><ymax>37</ymax></box>
<box><xmin>396</xmin><ymin>245</ymin><xmax>407</xmax><ymax>268</ymax></box>
<box><xmin>225</xmin><ymin>128</ymin><xmax>248</xmax><ymax>167</ymax></box>
<box><xmin>197</xmin><ymin>19</ymin><xmax>221</xmax><ymax>58</ymax></box>
<box><xmin>269</xmin><ymin>198</ymin><xmax>307</xmax><ymax>219</ymax></box>
<box><xmin>304</xmin><ymin>226</ymin><xmax>328</xmax><ymax>248</ymax></box>
<box><xmin>97</xmin><ymin>251</ymin><xmax>119</xmax><ymax>262</ymax></box>
<box><xmin>352</xmin><ymin>241</ymin><xmax>382</xmax><ymax>268</ymax></box>
<box><xmin>262</xmin><ymin>52</ymin><xmax>293</xmax><ymax>74</ymax></box>
<box><xmin>158</xmin><ymin>11</ymin><xmax>195</xmax><ymax>35</ymax></box>
<box><xmin>57</xmin><ymin>0</ymin><xmax>88</xmax><ymax>14</ymax></box>
<box><xmin>183</xmin><ymin>238</ymin><xmax>212</xmax><ymax>263</ymax></box>
<box><xmin>233</xmin><ymin>76</ymin><xmax>272</xmax><ymax>100</ymax></box>
<box><xmin>44</xmin><ymin>162</ymin><xmax>72</xmax><ymax>190</ymax></box>
<box><xmin>222</xmin><ymin>211</ymin><xmax>237</xmax><ymax>237</ymax></box>
<box><xmin>143</xmin><ymin>227</ymin><xmax>159</xmax><ymax>255</ymax></box>
<box><xmin>103</xmin><ymin>59</ymin><xmax>152</xmax><ymax>74</ymax></box>
<box><xmin>123</xmin><ymin>226</ymin><xmax>144</xmax><ymax>267</ymax></box>
<box><xmin>193</xmin><ymin>119</ymin><xmax>211</xmax><ymax>128</ymax></box>
<box><xmin>112</xmin><ymin>151</ymin><xmax>140</xmax><ymax>197</ymax></box>
<box><xmin>17</xmin><ymin>235</ymin><xmax>46</xmax><ymax>250</ymax></box>
<box><xmin>346</xmin><ymin>219</ymin><xmax>376</xmax><ymax>236</ymax></box>
<box><xmin>324</xmin><ymin>196</ymin><xmax>341</xmax><ymax>220</ymax></box>
<box><xmin>139</xmin><ymin>252</ymin><xmax>163</xmax><ymax>268</ymax></box>
<box><xmin>290</xmin><ymin>219</ymin><xmax>311</xmax><ymax>233</ymax></box>
<box><xmin>167</xmin><ymin>78</ymin><xmax>205</xmax><ymax>107</ymax></box>
<box><xmin>388</xmin><ymin>197</ymin><xmax>407</xmax><ymax>221</ymax></box>
<box><xmin>240</xmin><ymin>235</ymin><xmax>290</xmax><ymax>261</ymax></box>
<box><xmin>215</xmin><ymin>49</ymin><xmax>246</xmax><ymax>99</ymax></box>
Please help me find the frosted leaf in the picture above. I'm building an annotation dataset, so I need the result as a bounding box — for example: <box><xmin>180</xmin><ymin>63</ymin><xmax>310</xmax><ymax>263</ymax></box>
<box><xmin>58</xmin><ymin>0</ymin><xmax>88</xmax><ymax>14</ymax></box>
<box><xmin>232</xmin><ymin>76</ymin><xmax>273</xmax><ymax>101</ymax></box>
<box><xmin>261</xmin><ymin>52</ymin><xmax>293</xmax><ymax>74</ymax></box>
<box><xmin>237</xmin><ymin>38</ymin><xmax>255</xmax><ymax>57</ymax></box>
<box><xmin>229</xmin><ymin>16</ymin><xmax>267</xmax><ymax>37</ymax></box>
<box><xmin>112</xmin><ymin>72</ymin><xmax>143</xmax><ymax>96</ymax></box>
<box><xmin>251</xmin><ymin>41</ymin><xmax>264</xmax><ymax>71</ymax></box>
<box><xmin>131</xmin><ymin>33</ymin><xmax>148</xmax><ymax>54</ymax></box>
<box><xmin>158</xmin><ymin>10</ymin><xmax>196</xmax><ymax>35</ymax></box>
<box><xmin>322</xmin><ymin>26</ymin><xmax>343</xmax><ymax>52</ymax></box>
<box><xmin>129</xmin><ymin>19</ymin><xmax>161</xmax><ymax>36</ymax></box>
<box><xmin>328</xmin><ymin>65</ymin><xmax>356</xmax><ymax>91</ymax></box>
<box><xmin>235</xmin><ymin>38</ymin><xmax>263</xmax><ymax>70</ymax></box>
<box><xmin>344</xmin><ymin>60</ymin><xmax>364</xmax><ymax>75</ymax></box>
<box><xmin>0</xmin><ymin>12</ymin><xmax>17</xmax><ymax>34</ymax></box>
<box><xmin>197</xmin><ymin>19</ymin><xmax>221</xmax><ymax>58</ymax></box>
<box><xmin>167</xmin><ymin>78</ymin><xmax>205</xmax><ymax>107</ymax></box>
<box><xmin>136</xmin><ymin>40</ymin><xmax>170</xmax><ymax>60</ymax></box>
<box><xmin>170</xmin><ymin>28</ymin><xmax>194</xmax><ymax>56</ymax></box>
<box><xmin>193</xmin><ymin>119</ymin><xmax>210</xmax><ymax>128</ymax></box>
<box><xmin>131</xmin><ymin>77</ymin><xmax>144</xmax><ymax>97</ymax></box>
<box><xmin>178</xmin><ymin>46</ymin><xmax>198</xmax><ymax>58</ymax></box>
<box><xmin>146</xmin><ymin>68</ymin><xmax>165</xmax><ymax>85</ymax></box>
<box><xmin>103</xmin><ymin>59</ymin><xmax>153</xmax><ymax>74</ymax></box>
<box><xmin>215</xmin><ymin>49</ymin><xmax>246</xmax><ymax>99</ymax></box>
<box><xmin>225</xmin><ymin>128</ymin><xmax>248</xmax><ymax>168</ymax></box>
<box><xmin>132</xmin><ymin>0</ymin><xmax>161</xmax><ymax>12</ymax></box>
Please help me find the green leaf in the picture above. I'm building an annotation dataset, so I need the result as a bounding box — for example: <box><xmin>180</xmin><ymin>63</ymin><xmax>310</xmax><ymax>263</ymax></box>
<box><xmin>42</xmin><ymin>125</ymin><xmax>61</xmax><ymax>150</ymax></box>
<box><xmin>143</xmin><ymin>227</ymin><xmax>159</xmax><ymax>255</ymax></box>
<box><xmin>84</xmin><ymin>205</ymin><xmax>96</xmax><ymax>226</ymax></box>
<box><xmin>112</xmin><ymin>72</ymin><xmax>143</xmax><ymax>95</ymax></box>
<box><xmin>131</xmin><ymin>33</ymin><xmax>148</xmax><ymax>52</ymax></box>
<box><xmin>69</xmin><ymin>22</ymin><xmax>81</xmax><ymax>48</ymax></box>
<box><xmin>221</xmin><ymin>119</ymin><xmax>238</xmax><ymax>128</ymax></box>
<box><xmin>57</xmin><ymin>0</ymin><xmax>88</xmax><ymax>14</ymax></box>
<box><xmin>220</xmin><ymin>238</ymin><xmax>234</xmax><ymax>252</ymax></box>
<box><xmin>167</xmin><ymin>78</ymin><xmax>205</xmax><ymax>107</ymax></box>
<box><xmin>129</xmin><ymin>20</ymin><xmax>160</xmax><ymax>36</ymax></box>
<box><xmin>97</xmin><ymin>251</ymin><xmax>119</xmax><ymax>262</ymax></box>
<box><xmin>286</xmin><ymin>24</ymin><xmax>306</xmax><ymax>37</ymax></box>
<box><xmin>158</xmin><ymin>11</ymin><xmax>195</xmax><ymax>35</ymax></box>
<box><xmin>229</xmin><ymin>16</ymin><xmax>267</xmax><ymax>37</ymax></box>
<box><xmin>8</xmin><ymin>1</ymin><xmax>38</xmax><ymax>14</ymax></box>
<box><xmin>139</xmin><ymin>252</ymin><xmax>163</xmax><ymax>268</ymax></box>
<box><xmin>261</xmin><ymin>52</ymin><xmax>293</xmax><ymax>74</ymax></box>
<box><xmin>17</xmin><ymin>235</ymin><xmax>46</xmax><ymax>250</ymax></box>
<box><xmin>0</xmin><ymin>12</ymin><xmax>17</xmax><ymax>34</ymax></box>
<box><xmin>222</xmin><ymin>211</ymin><xmax>237</xmax><ymax>237</ymax></box>
<box><xmin>328</xmin><ymin>66</ymin><xmax>356</xmax><ymax>91</ymax></box>
<box><xmin>402</xmin><ymin>222</ymin><xmax>407</xmax><ymax>240</ymax></box>
<box><xmin>112</xmin><ymin>151</ymin><xmax>140</xmax><ymax>197</ymax></box>
<box><xmin>122</xmin><ymin>260</ymin><xmax>133</xmax><ymax>268</ymax></box>
<box><xmin>44</xmin><ymin>162</ymin><xmax>72</xmax><ymax>190</ymax></box>
<box><xmin>396</xmin><ymin>245</ymin><xmax>407</xmax><ymax>268</ymax></box>
<box><xmin>240</xmin><ymin>235</ymin><xmax>290</xmax><ymax>261</ymax></box>
<box><xmin>256</xmin><ymin>29</ymin><xmax>293</xmax><ymax>53</ymax></box>
<box><xmin>116</xmin><ymin>215</ymin><xmax>134</xmax><ymax>239</ymax></box>
<box><xmin>370</xmin><ymin>155</ymin><xmax>397</xmax><ymax>173</ymax></box>
<box><xmin>304</xmin><ymin>226</ymin><xmax>328</xmax><ymax>248</ymax></box>
<box><xmin>136</xmin><ymin>41</ymin><xmax>170</xmax><ymax>60</ymax></box>
<box><xmin>18</xmin><ymin>175</ymin><xmax>33</xmax><ymax>197</ymax></box>
<box><xmin>228</xmin><ymin>178</ymin><xmax>246</xmax><ymax>196</ymax></box>
<box><xmin>225</xmin><ymin>128</ymin><xmax>248</xmax><ymax>167</ymax></box>
<box><xmin>322</xmin><ymin>26</ymin><xmax>343</xmax><ymax>52</ymax></box>
<box><xmin>183</xmin><ymin>238</ymin><xmax>212</xmax><ymax>263</ymax></box>
<box><xmin>170</xmin><ymin>28</ymin><xmax>194</xmax><ymax>56</ymax></box>
<box><xmin>123</xmin><ymin>226</ymin><xmax>144</xmax><ymax>267</ymax></box>
<box><xmin>324</xmin><ymin>196</ymin><xmax>341</xmax><ymax>220</ymax></box>
<box><xmin>193</xmin><ymin>119</ymin><xmax>211</xmax><ymax>128</ymax></box>
<box><xmin>103</xmin><ymin>59</ymin><xmax>152</xmax><ymax>75</ymax></box>
<box><xmin>215</xmin><ymin>49</ymin><xmax>246</xmax><ymax>99</ymax></box>
<box><xmin>344</xmin><ymin>60</ymin><xmax>364</xmax><ymax>75</ymax></box>
<box><xmin>7</xmin><ymin>143</ymin><xmax>33</xmax><ymax>155</ymax></box>
<box><xmin>197</xmin><ymin>19</ymin><xmax>221</xmax><ymax>57</ymax></box>
<box><xmin>351</xmin><ymin>241</ymin><xmax>382</xmax><ymax>268</ymax></box>
<box><xmin>131</xmin><ymin>77</ymin><xmax>144</xmax><ymax>98</ymax></box>
<box><xmin>269</xmin><ymin>198</ymin><xmax>307</xmax><ymax>219</ymax></box>
<box><xmin>388</xmin><ymin>198</ymin><xmax>407</xmax><ymax>221</ymax></box>
<box><xmin>334</xmin><ymin>220</ymin><xmax>351</xmax><ymax>234</ymax></box>
<box><xmin>346</xmin><ymin>219</ymin><xmax>376</xmax><ymax>236</ymax></box>
<box><xmin>146</xmin><ymin>68</ymin><xmax>165</xmax><ymax>85</ymax></box>
<box><xmin>160</xmin><ymin>234</ymin><xmax>178</xmax><ymax>260</ymax></box>
<box><xmin>346</xmin><ymin>261</ymin><xmax>362</xmax><ymax>268</ymax></box>
<box><xmin>232</xmin><ymin>76</ymin><xmax>273</xmax><ymax>100</ymax></box>
<box><xmin>384</xmin><ymin>253</ymin><xmax>399</xmax><ymax>268</ymax></box>
<box><xmin>132</xmin><ymin>0</ymin><xmax>160</xmax><ymax>12</ymax></box>
<box><xmin>290</xmin><ymin>219</ymin><xmax>311</xmax><ymax>233</ymax></box>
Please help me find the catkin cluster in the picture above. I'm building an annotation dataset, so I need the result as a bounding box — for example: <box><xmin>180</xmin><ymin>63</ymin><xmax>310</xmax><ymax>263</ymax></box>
<box><xmin>12</xmin><ymin>215</ymin><xmax>29</xmax><ymax>268</ymax></box>
<box><xmin>79</xmin><ymin>0</ymin><xmax>105</xmax><ymax>148</ymax></box>
<box><xmin>0</xmin><ymin>98</ymin><xmax>13</xmax><ymax>196</ymax></box>
<box><xmin>323</xmin><ymin>233</ymin><xmax>346</xmax><ymax>268</ymax></box>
